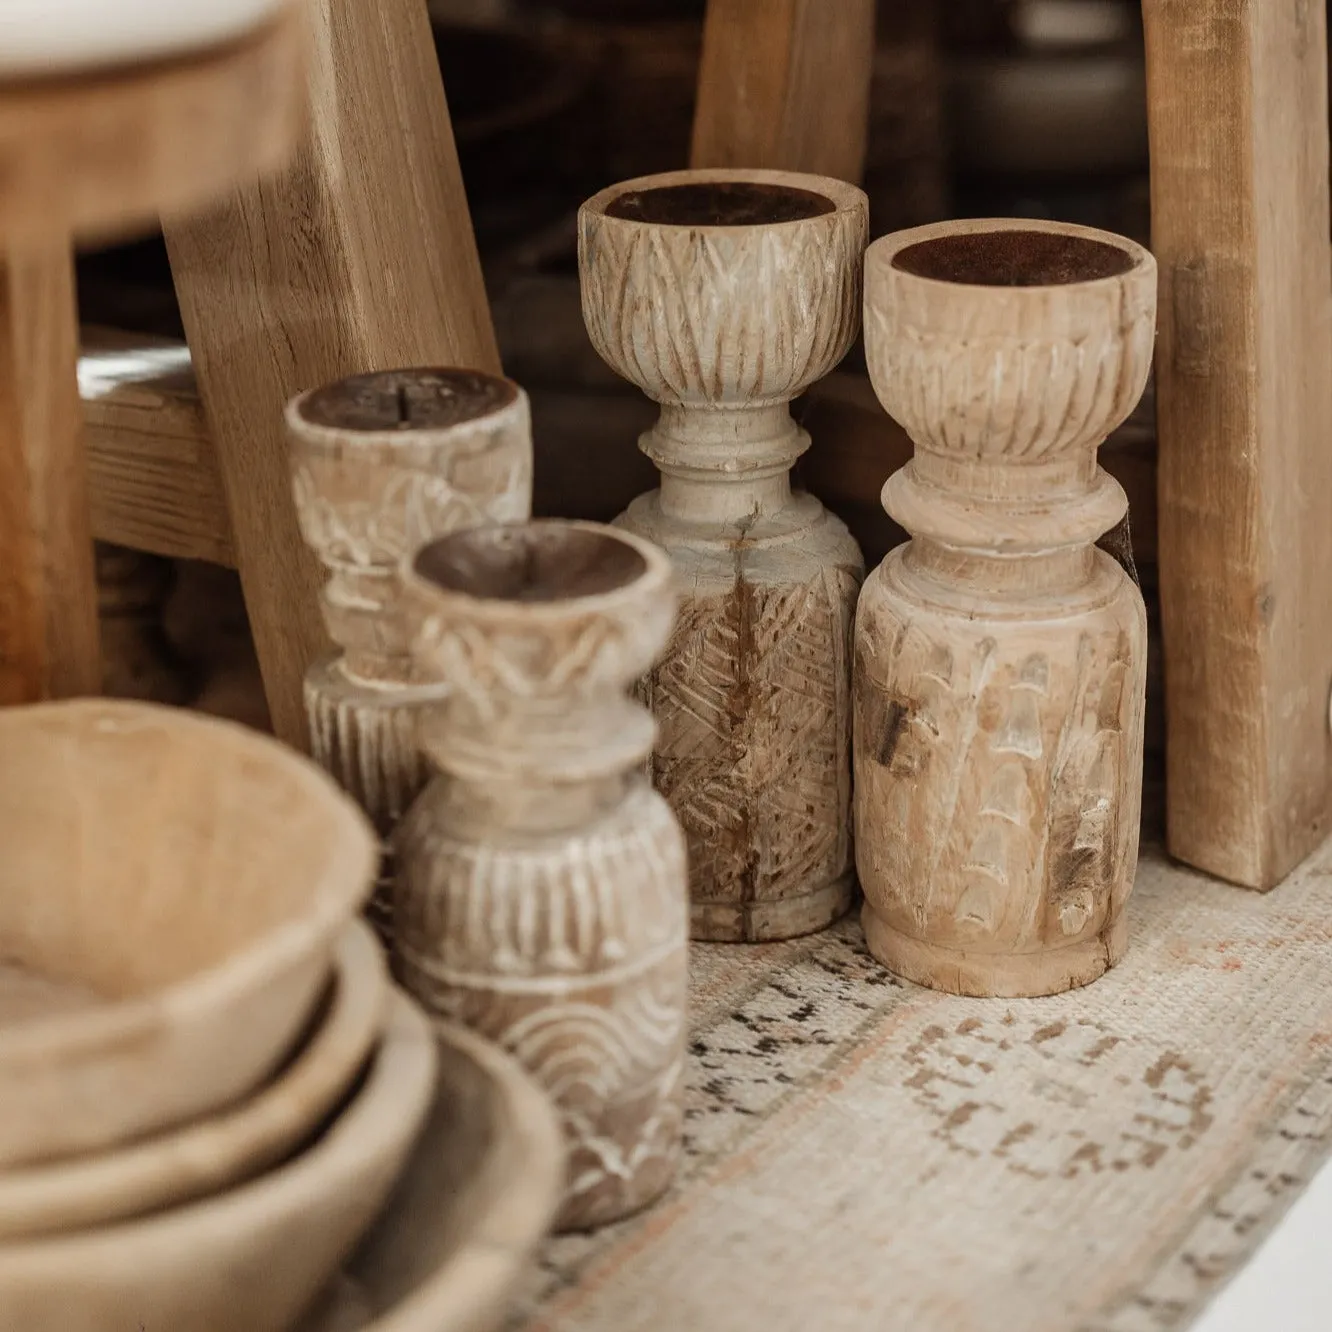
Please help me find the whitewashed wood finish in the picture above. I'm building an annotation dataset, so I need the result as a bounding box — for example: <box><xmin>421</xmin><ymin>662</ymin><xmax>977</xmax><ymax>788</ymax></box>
<box><xmin>578</xmin><ymin>167</ymin><xmax>867</xmax><ymax>942</ymax></box>
<box><xmin>856</xmin><ymin>218</ymin><xmax>1156</xmax><ymax>998</ymax></box>
<box><xmin>287</xmin><ymin>370</ymin><xmax>533</xmax><ymax>941</ymax></box>
<box><xmin>394</xmin><ymin>521</ymin><xmax>688</xmax><ymax>1232</ymax></box>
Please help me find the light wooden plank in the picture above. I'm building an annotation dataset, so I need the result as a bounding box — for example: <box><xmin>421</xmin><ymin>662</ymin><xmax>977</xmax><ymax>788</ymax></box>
<box><xmin>690</xmin><ymin>0</ymin><xmax>876</xmax><ymax>182</ymax></box>
<box><xmin>162</xmin><ymin>0</ymin><xmax>500</xmax><ymax>751</ymax></box>
<box><xmin>0</xmin><ymin>248</ymin><xmax>100</xmax><ymax>704</ymax></box>
<box><xmin>1143</xmin><ymin>0</ymin><xmax>1332</xmax><ymax>887</ymax></box>
<box><xmin>80</xmin><ymin>327</ymin><xmax>234</xmax><ymax>567</ymax></box>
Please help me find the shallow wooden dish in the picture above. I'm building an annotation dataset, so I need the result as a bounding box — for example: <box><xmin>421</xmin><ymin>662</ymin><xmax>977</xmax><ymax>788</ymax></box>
<box><xmin>299</xmin><ymin>1022</ymin><xmax>565</xmax><ymax>1332</ymax></box>
<box><xmin>0</xmin><ymin>921</ymin><xmax>387</xmax><ymax>1241</ymax></box>
<box><xmin>0</xmin><ymin>991</ymin><xmax>437</xmax><ymax>1332</ymax></box>
<box><xmin>0</xmin><ymin>699</ymin><xmax>377</xmax><ymax>1168</ymax></box>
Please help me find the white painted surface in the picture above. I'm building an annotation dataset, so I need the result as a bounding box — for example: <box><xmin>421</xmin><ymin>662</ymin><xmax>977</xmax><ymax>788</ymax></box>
<box><xmin>1192</xmin><ymin>1152</ymin><xmax>1332</xmax><ymax>1332</ymax></box>
<box><xmin>0</xmin><ymin>0</ymin><xmax>286</xmax><ymax>78</ymax></box>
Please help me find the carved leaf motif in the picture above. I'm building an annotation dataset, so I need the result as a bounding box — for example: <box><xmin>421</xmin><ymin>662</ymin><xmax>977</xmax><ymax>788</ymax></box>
<box><xmin>580</xmin><ymin>208</ymin><xmax>864</xmax><ymax>404</ymax></box>
<box><xmin>1044</xmin><ymin>636</ymin><xmax>1131</xmax><ymax>938</ymax></box>
<box><xmin>651</xmin><ymin>568</ymin><xmax>858</xmax><ymax>902</ymax></box>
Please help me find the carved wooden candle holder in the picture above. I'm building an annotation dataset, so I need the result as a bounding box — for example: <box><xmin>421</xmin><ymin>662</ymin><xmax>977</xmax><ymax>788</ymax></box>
<box><xmin>287</xmin><ymin>368</ymin><xmax>533</xmax><ymax>942</ymax></box>
<box><xmin>578</xmin><ymin>168</ymin><xmax>868</xmax><ymax>943</ymax></box>
<box><xmin>394</xmin><ymin>519</ymin><xmax>688</xmax><ymax>1232</ymax></box>
<box><xmin>856</xmin><ymin>219</ymin><xmax>1157</xmax><ymax>998</ymax></box>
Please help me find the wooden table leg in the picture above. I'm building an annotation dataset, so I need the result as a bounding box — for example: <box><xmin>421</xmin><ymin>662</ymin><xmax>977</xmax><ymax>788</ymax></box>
<box><xmin>163</xmin><ymin>0</ymin><xmax>500</xmax><ymax>751</ymax></box>
<box><xmin>0</xmin><ymin>246</ymin><xmax>101</xmax><ymax>704</ymax></box>
<box><xmin>690</xmin><ymin>0</ymin><xmax>876</xmax><ymax>183</ymax></box>
<box><xmin>1143</xmin><ymin>0</ymin><xmax>1332</xmax><ymax>887</ymax></box>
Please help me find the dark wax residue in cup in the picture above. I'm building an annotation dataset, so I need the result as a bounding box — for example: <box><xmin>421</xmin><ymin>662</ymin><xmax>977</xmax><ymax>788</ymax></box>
<box><xmin>892</xmin><ymin>230</ymin><xmax>1135</xmax><ymax>287</ymax></box>
<box><xmin>604</xmin><ymin>181</ymin><xmax>836</xmax><ymax>227</ymax></box>
<box><xmin>416</xmin><ymin>525</ymin><xmax>648</xmax><ymax>604</ymax></box>
<box><xmin>299</xmin><ymin>368</ymin><xmax>516</xmax><ymax>432</ymax></box>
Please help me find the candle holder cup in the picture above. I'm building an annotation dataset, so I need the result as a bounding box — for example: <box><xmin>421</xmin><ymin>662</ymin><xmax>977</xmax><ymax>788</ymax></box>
<box><xmin>288</xmin><ymin>368</ymin><xmax>533</xmax><ymax>942</ymax></box>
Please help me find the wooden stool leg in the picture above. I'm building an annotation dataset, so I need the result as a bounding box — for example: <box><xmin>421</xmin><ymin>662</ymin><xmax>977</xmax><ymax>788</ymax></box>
<box><xmin>1143</xmin><ymin>0</ymin><xmax>1332</xmax><ymax>887</ymax></box>
<box><xmin>0</xmin><ymin>246</ymin><xmax>101</xmax><ymax>704</ymax></box>
<box><xmin>690</xmin><ymin>0</ymin><xmax>876</xmax><ymax>182</ymax></box>
<box><xmin>163</xmin><ymin>0</ymin><xmax>500</xmax><ymax>751</ymax></box>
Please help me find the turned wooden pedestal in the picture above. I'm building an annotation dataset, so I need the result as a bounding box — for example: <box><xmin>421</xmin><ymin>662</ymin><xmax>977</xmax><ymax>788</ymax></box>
<box><xmin>579</xmin><ymin>169</ymin><xmax>867</xmax><ymax>943</ymax></box>
<box><xmin>856</xmin><ymin>219</ymin><xmax>1157</xmax><ymax>998</ymax></box>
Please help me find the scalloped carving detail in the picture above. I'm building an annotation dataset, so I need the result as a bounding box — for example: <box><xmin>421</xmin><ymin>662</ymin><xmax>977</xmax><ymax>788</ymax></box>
<box><xmin>580</xmin><ymin>212</ymin><xmax>865</xmax><ymax>405</ymax></box>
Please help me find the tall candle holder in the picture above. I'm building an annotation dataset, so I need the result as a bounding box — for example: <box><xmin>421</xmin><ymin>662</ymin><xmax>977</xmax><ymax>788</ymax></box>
<box><xmin>394</xmin><ymin>520</ymin><xmax>688</xmax><ymax>1232</ymax></box>
<box><xmin>856</xmin><ymin>218</ymin><xmax>1157</xmax><ymax>997</ymax></box>
<box><xmin>579</xmin><ymin>167</ymin><xmax>868</xmax><ymax>942</ymax></box>
<box><xmin>287</xmin><ymin>368</ymin><xmax>533</xmax><ymax>942</ymax></box>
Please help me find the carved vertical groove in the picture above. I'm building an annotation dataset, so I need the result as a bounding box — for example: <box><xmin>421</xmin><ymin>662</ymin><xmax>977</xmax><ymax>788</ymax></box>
<box><xmin>305</xmin><ymin>670</ymin><xmax>430</xmax><ymax>943</ymax></box>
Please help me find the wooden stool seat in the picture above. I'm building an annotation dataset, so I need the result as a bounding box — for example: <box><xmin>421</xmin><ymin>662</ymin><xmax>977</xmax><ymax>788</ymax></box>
<box><xmin>0</xmin><ymin>0</ymin><xmax>287</xmax><ymax>81</ymax></box>
<box><xmin>0</xmin><ymin>4</ymin><xmax>305</xmax><ymax>707</ymax></box>
<box><xmin>0</xmin><ymin>8</ymin><xmax>304</xmax><ymax>246</ymax></box>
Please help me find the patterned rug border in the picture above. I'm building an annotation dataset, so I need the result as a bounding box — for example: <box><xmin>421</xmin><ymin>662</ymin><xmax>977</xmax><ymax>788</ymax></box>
<box><xmin>516</xmin><ymin>843</ymin><xmax>1332</xmax><ymax>1332</ymax></box>
<box><xmin>1084</xmin><ymin>1037</ymin><xmax>1332</xmax><ymax>1330</ymax></box>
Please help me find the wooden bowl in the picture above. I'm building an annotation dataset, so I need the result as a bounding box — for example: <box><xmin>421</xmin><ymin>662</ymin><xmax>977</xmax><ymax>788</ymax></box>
<box><xmin>0</xmin><ymin>921</ymin><xmax>387</xmax><ymax>1241</ymax></box>
<box><xmin>0</xmin><ymin>699</ymin><xmax>377</xmax><ymax>1168</ymax></box>
<box><xmin>298</xmin><ymin>1021</ymin><xmax>565</xmax><ymax>1332</ymax></box>
<box><xmin>0</xmin><ymin>991</ymin><xmax>438</xmax><ymax>1332</ymax></box>
<box><xmin>0</xmin><ymin>0</ymin><xmax>291</xmax><ymax>78</ymax></box>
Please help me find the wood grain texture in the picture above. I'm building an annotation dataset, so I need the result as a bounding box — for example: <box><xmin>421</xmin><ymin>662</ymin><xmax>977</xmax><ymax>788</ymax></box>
<box><xmin>0</xmin><ymin>249</ymin><xmax>100</xmax><ymax>704</ymax></box>
<box><xmin>163</xmin><ymin>0</ymin><xmax>500</xmax><ymax>751</ymax></box>
<box><xmin>0</xmin><ymin>8</ymin><xmax>305</xmax><ymax>248</ymax></box>
<box><xmin>1143</xmin><ymin>0</ymin><xmax>1332</xmax><ymax>888</ymax></box>
<box><xmin>858</xmin><ymin>219</ymin><xmax>1157</xmax><ymax>997</ymax></box>
<box><xmin>690</xmin><ymin>0</ymin><xmax>875</xmax><ymax>183</ymax></box>
<box><xmin>80</xmin><ymin>327</ymin><xmax>233</xmax><ymax>566</ymax></box>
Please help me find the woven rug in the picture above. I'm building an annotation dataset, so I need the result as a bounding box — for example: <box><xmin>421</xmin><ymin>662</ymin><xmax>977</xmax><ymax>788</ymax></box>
<box><xmin>511</xmin><ymin>836</ymin><xmax>1332</xmax><ymax>1332</ymax></box>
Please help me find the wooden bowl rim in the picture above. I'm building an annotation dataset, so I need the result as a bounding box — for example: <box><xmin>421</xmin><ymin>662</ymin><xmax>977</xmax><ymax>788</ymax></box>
<box><xmin>0</xmin><ymin>699</ymin><xmax>377</xmax><ymax>1065</ymax></box>
<box><xmin>0</xmin><ymin>922</ymin><xmax>387</xmax><ymax>1241</ymax></box>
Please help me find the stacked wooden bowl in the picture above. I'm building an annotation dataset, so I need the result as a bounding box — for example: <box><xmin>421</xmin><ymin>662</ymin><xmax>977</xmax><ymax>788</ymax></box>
<box><xmin>0</xmin><ymin>700</ymin><xmax>563</xmax><ymax>1331</ymax></box>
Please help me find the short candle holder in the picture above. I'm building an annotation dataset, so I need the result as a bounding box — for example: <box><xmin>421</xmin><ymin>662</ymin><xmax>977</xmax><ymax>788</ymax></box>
<box><xmin>394</xmin><ymin>519</ymin><xmax>689</xmax><ymax>1232</ymax></box>
<box><xmin>287</xmin><ymin>367</ymin><xmax>533</xmax><ymax>942</ymax></box>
